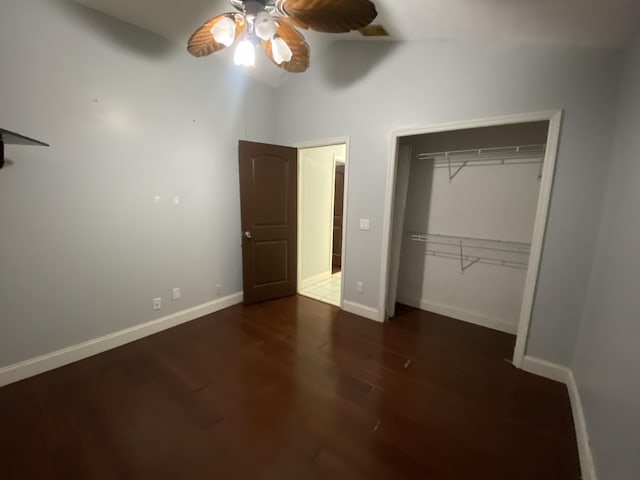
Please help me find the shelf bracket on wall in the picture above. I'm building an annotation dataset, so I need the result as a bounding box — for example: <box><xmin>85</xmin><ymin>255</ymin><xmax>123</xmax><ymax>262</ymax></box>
<box><xmin>0</xmin><ymin>128</ymin><xmax>50</xmax><ymax>169</ymax></box>
<box><xmin>458</xmin><ymin>241</ymin><xmax>480</xmax><ymax>273</ymax></box>
<box><xmin>447</xmin><ymin>154</ymin><xmax>467</xmax><ymax>182</ymax></box>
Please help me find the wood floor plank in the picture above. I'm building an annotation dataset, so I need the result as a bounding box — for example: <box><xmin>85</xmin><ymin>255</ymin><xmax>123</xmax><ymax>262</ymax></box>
<box><xmin>0</xmin><ymin>295</ymin><xmax>580</xmax><ymax>479</ymax></box>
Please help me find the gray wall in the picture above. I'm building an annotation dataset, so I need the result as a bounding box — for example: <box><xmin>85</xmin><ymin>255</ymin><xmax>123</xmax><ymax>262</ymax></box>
<box><xmin>0</xmin><ymin>0</ymin><xmax>275</xmax><ymax>367</ymax></box>
<box><xmin>275</xmin><ymin>40</ymin><xmax>621</xmax><ymax>365</ymax></box>
<box><xmin>572</xmin><ymin>28</ymin><xmax>640</xmax><ymax>479</ymax></box>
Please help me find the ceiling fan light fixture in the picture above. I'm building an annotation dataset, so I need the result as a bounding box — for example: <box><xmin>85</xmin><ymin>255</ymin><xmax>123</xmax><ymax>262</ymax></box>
<box><xmin>271</xmin><ymin>35</ymin><xmax>293</xmax><ymax>64</ymax></box>
<box><xmin>188</xmin><ymin>0</ymin><xmax>378</xmax><ymax>73</ymax></box>
<box><xmin>234</xmin><ymin>38</ymin><xmax>256</xmax><ymax>66</ymax></box>
<box><xmin>211</xmin><ymin>15</ymin><xmax>237</xmax><ymax>47</ymax></box>
<box><xmin>254</xmin><ymin>11</ymin><xmax>277</xmax><ymax>41</ymax></box>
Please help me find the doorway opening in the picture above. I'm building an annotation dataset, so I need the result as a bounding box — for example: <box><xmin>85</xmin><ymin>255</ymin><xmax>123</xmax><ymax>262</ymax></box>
<box><xmin>296</xmin><ymin>139</ymin><xmax>349</xmax><ymax>307</ymax></box>
<box><xmin>380</xmin><ymin>112</ymin><xmax>562</xmax><ymax>367</ymax></box>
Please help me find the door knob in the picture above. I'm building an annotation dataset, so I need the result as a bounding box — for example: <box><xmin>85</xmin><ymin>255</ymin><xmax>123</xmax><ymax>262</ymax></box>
<box><xmin>244</xmin><ymin>231</ymin><xmax>252</xmax><ymax>239</ymax></box>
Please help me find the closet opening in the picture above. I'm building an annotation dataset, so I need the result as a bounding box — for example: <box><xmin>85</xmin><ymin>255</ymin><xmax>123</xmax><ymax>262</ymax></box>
<box><xmin>381</xmin><ymin>112</ymin><xmax>562</xmax><ymax>366</ymax></box>
<box><xmin>296</xmin><ymin>139</ymin><xmax>348</xmax><ymax>307</ymax></box>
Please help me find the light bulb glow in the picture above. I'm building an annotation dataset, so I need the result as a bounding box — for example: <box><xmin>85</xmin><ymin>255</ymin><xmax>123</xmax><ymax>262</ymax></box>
<box><xmin>271</xmin><ymin>36</ymin><xmax>293</xmax><ymax>64</ymax></box>
<box><xmin>211</xmin><ymin>16</ymin><xmax>236</xmax><ymax>47</ymax></box>
<box><xmin>234</xmin><ymin>39</ymin><xmax>255</xmax><ymax>66</ymax></box>
<box><xmin>254</xmin><ymin>11</ymin><xmax>277</xmax><ymax>41</ymax></box>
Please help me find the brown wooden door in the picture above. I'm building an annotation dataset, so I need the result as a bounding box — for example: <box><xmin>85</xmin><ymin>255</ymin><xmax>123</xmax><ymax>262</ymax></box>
<box><xmin>238</xmin><ymin>140</ymin><xmax>297</xmax><ymax>304</ymax></box>
<box><xmin>332</xmin><ymin>164</ymin><xmax>345</xmax><ymax>268</ymax></box>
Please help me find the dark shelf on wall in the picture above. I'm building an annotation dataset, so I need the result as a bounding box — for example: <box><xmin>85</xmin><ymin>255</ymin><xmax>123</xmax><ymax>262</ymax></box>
<box><xmin>0</xmin><ymin>128</ymin><xmax>50</xmax><ymax>169</ymax></box>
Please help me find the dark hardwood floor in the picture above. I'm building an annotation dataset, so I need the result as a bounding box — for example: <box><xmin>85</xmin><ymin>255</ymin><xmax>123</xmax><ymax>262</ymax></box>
<box><xmin>0</xmin><ymin>296</ymin><xmax>580</xmax><ymax>479</ymax></box>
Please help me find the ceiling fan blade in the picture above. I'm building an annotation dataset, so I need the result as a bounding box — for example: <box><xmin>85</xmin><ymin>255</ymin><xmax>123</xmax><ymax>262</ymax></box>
<box><xmin>277</xmin><ymin>0</ymin><xmax>377</xmax><ymax>33</ymax></box>
<box><xmin>187</xmin><ymin>13</ymin><xmax>246</xmax><ymax>57</ymax></box>
<box><xmin>262</xmin><ymin>18</ymin><xmax>310</xmax><ymax>73</ymax></box>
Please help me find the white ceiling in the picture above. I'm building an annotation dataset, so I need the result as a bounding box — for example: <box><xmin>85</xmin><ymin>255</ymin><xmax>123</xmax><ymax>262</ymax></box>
<box><xmin>75</xmin><ymin>0</ymin><xmax>640</xmax><ymax>85</ymax></box>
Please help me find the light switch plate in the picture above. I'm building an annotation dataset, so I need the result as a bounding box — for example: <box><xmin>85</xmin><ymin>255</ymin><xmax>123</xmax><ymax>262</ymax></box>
<box><xmin>359</xmin><ymin>218</ymin><xmax>370</xmax><ymax>230</ymax></box>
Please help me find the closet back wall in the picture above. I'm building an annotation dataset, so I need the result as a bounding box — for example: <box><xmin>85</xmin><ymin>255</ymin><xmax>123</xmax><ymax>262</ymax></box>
<box><xmin>396</xmin><ymin>122</ymin><xmax>548</xmax><ymax>334</ymax></box>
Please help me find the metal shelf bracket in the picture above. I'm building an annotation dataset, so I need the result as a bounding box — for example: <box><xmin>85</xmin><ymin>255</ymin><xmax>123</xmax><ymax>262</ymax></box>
<box><xmin>0</xmin><ymin>128</ymin><xmax>49</xmax><ymax>169</ymax></box>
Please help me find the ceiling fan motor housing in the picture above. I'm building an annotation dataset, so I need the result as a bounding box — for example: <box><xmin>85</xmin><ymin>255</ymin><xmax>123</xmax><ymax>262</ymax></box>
<box><xmin>230</xmin><ymin>0</ymin><xmax>278</xmax><ymax>17</ymax></box>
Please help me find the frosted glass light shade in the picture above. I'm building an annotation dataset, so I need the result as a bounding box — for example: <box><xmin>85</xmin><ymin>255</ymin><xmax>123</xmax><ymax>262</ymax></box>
<box><xmin>272</xmin><ymin>36</ymin><xmax>293</xmax><ymax>64</ymax></box>
<box><xmin>234</xmin><ymin>39</ymin><xmax>255</xmax><ymax>66</ymax></box>
<box><xmin>255</xmin><ymin>11</ymin><xmax>277</xmax><ymax>41</ymax></box>
<box><xmin>211</xmin><ymin>16</ymin><xmax>236</xmax><ymax>47</ymax></box>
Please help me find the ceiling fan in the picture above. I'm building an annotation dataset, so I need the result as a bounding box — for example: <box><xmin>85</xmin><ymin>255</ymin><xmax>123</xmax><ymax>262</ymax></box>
<box><xmin>187</xmin><ymin>0</ymin><xmax>377</xmax><ymax>73</ymax></box>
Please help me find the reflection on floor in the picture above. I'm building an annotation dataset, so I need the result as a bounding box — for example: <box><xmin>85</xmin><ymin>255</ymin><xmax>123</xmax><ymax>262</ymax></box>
<box><xmin>300</xmin><ymin>271</ymin><xmax>341</xmax><ymax>306</ymax></box>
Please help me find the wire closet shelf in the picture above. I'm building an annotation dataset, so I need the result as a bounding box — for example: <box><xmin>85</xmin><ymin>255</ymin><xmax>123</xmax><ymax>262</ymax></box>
<box><xmin>415</xmin><ymin>144</ymin><xmax>546</xmax><ymax>181</ymax></box>
<box><xmin>405</xmin><ymin>232</ymin><xmax>531</xmax><ymax>272</ymax></box>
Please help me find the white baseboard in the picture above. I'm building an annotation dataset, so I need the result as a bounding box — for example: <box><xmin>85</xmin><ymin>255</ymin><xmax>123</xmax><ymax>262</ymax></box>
<box><xmin>567</xmin><ymin>369</ymin><xmax>597</xmax><ymax>480</ymax></box>
<box><xmin>396</xmin><ymin>296</ymin><xmax>517</xmax><ymax>334</ymax></box>
<box><xmin>342</xmin><ymin>300</ymin><xmax>382</xmax><ymax>322</ymax></box>
<box><xmin>521</xmin><ymin>354</ymin><xmax>571</xmax><ymax>383</ymax></box>
<box><xmin>0</xmin><ymin>292</ymin><xmax>243</xmax><ymax>388</ymax></box>
<box><xmin>300</xmin><ymin>271</ymin><xmax>332</xmax><ymax>290</ymax></box>
<box><xmin>521</xmin><ymin>355</ymin><xmax>596</xmax><ymax>480</ymax></box>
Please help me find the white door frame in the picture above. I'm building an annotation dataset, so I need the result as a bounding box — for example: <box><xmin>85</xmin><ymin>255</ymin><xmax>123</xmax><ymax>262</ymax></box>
<box><xmin>378</xmin><ymin>111</ymin><xmax>562</xmax><ymax>368</ymax></box>
<box><xmin>294</xmin><ymin>136</ymin><xmax>350</xmax><ymax>309</ymax></box>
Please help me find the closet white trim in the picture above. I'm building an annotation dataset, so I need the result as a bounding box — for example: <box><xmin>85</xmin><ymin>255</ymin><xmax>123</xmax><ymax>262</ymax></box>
<box><xmin>379</xmin><ymin>110</ymin><xmax>563</xmax><ymax>367</ymax></box>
